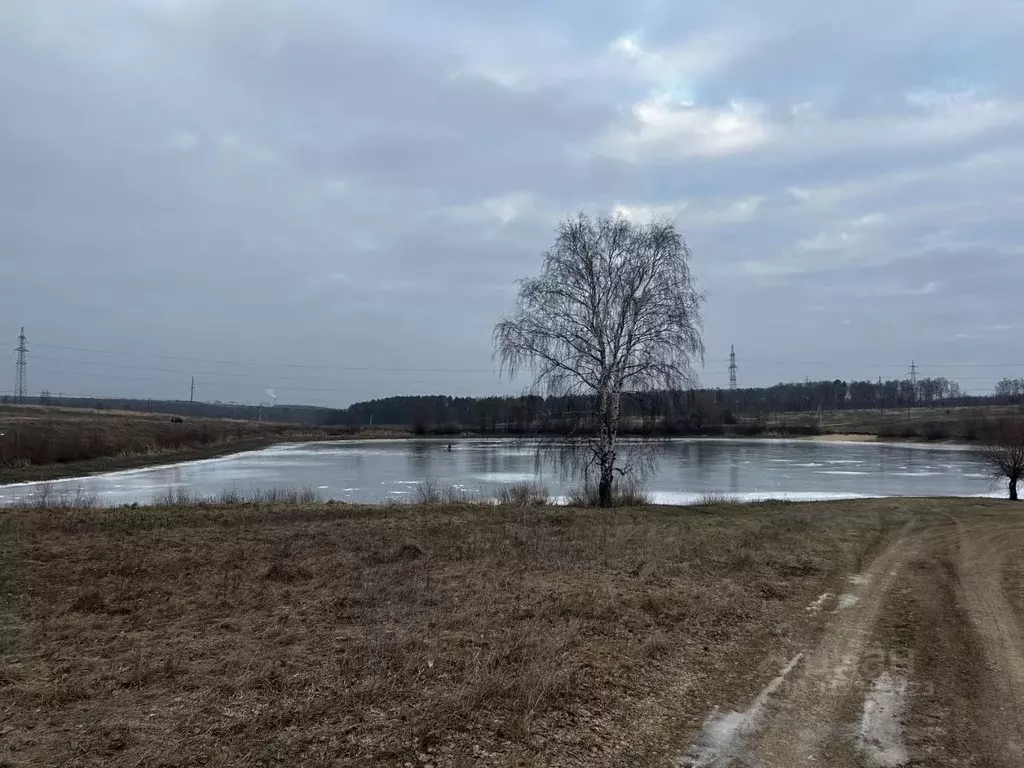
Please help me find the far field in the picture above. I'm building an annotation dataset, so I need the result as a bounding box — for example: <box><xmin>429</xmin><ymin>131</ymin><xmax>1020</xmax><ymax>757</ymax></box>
<box><xmin>0</xmin><ymin>405</ymin><xmax>388</xmax><ymax>484</ymax></box>
<box><xmin>741</xmin><ymin>403</ymin><xmax>1023</xmax><ymax>441</ymax></box>
<box><xmin>1</xmin><ymin>498</ymin><xmax>1021</xmax><ymax>766</ymax></box>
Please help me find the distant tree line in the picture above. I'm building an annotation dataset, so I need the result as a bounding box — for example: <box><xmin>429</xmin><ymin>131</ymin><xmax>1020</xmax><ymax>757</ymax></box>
<box><xmin>721</xmin><ymin>377</ymin><xmax>965</xmax><ymax>414</ymax></box>
<box><xmin>5</xmin><ymin>376</ymin><xmax>1021</xmax><ymax>432</ymax></box>
<box><xmin>994</xmin><ymin>378</ymin><xmax>1024</xmax><ymax>404</ymax></box>
<box><xmin>328</xmin><ymin>377</ymin><xmax>1009</xmax><ymax>434</ymax></box>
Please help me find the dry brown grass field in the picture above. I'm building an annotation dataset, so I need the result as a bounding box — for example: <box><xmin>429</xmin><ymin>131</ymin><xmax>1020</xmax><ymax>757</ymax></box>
<box><xmin>0</xmin><ymin>498</ymin><xmax>917</xmax><ymax>766</ymax></box>
<box><xmin>762</xmin><ymin>404</ymin><xmax>1023</xmax><ymax>441</ymax></box>
<box><xmin>3</xmin><ymin>498</ymin><xmax>1023</xmax><ymax>766</ymax></box>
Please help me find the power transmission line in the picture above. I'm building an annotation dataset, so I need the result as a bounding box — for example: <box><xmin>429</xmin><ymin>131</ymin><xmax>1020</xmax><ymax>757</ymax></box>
<box><xmin>31</xmin><ymin>343</ymin><xmax>498</xmax><ymax>373</ymax></box>
<box><xmin>0</xmin><ymin>388</ymin><xmax>193</xmax><ymax>401</ymax></box>
<box><xmin>30</xmin><ymin>341</ymin><xmax>1024</xmax><ymax>372</ymax></box>
<box><xmin>32</xmin><ymin>367</ymin><xmax>192</xmax><ymax>385</ymax></box>
<box><xmin>25</xmin><ymin>353</ymin><xmax>1017</xmax><ymax>401</ymax></box>
<box><xmin>28</xmin><ymin>351</ymin><xmax>1019</xmax><ymax>388</ymax></box>
<box><xmin>29</xmin><ymin>354</ymin><xmax>497</xmax><ymax>382</ymax></box>
<box><xmin>15</xmin><ymin>327</ymin><xmax>27</xmax><ymax>404</ymax></box>
<box><xmin>30</xmin><ymin>356</ymin><xmax>501</xmax><ymax>391</ymax></box>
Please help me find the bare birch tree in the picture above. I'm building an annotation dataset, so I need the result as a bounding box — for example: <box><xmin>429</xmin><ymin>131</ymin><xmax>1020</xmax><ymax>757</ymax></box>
<box><xmin>494</xmin><ymin>213</ymin><xmax>704</xmax><ymax>507</ymax></box>
<box><xmin>979</xmin><ymin>417</ymin><xmax>1024</xmax><ymax>501</ymax></box>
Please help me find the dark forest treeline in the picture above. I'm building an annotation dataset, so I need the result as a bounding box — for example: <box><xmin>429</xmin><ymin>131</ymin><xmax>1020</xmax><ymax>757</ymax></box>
<box><xmin>331</xmin><ymin>377</ymin><xmax>1023</xmax><ymax>434</ymax></box>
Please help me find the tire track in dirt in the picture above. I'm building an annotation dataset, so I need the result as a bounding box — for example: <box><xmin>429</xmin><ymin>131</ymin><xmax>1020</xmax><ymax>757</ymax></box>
<box><xmin>747</xmin><ymin>517</ymin><xmax>923</xmax><ymax>767</ymax></box>
<box><xmin>953</xmin><ymin>514</ymin><xmax>1024</xmax><ymax>765</ymax></box>
<box><xmin>678</xmin><ymin>517</ymin><xmax>923</xmax><ymax>767</ymax></box>
<box><xmin>867</xmin><ymin>520</ymin><xmax>989</xmax><ymax>766</ymax></box>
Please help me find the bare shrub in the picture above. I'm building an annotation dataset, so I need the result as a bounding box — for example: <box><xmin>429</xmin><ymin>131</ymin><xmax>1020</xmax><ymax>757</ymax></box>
<box><xmin>495</xmin><ymin>483</ymin><xmax>550</xmax><ymax>507</ymax></box>
<box><xmin>979</xmin><ymin>417</ymin><xmax>1024</xmax><ymax>500</ymax></box>
<box><xmin>19</xmin><ymin>482</ymin><xmax>98</xmax><ymax>510</ymax></box>
<box><xmin>247</xmin><ymin>487</ymin><xmax>321</xmax><ymax>505</ymax></box>
<box><xmin>414</xmin><ymin>481</ymin><xmax>479</xmax><ymax>505</ymax></box>
<box><xmin>414</xmin><ymin>480</ymin><xmax>443</xmax><ymax>504</ymax></box>
<box><xmin>216</xmin><ymin>487</ymin><xmax>244</xmax><ymax>505</ymax></box>
<box><xmin>696</xmin><ymin>491</ymin><xmax>735</xmax><ymax>507</ymax></box>
<box><xmin>153</xmin><ymin>487</ymin><xmax>204</xmax><ymax>507</ymax></box>
<box><xmin>566</xmin><ymin>477</ymin><xmax>651</xmax><ymax>507</ymax></box>
<box><xmin>152</xmin><ymin>486</ymin><xmax>321</xmax><ymax>508</ymax></box>
<box><xmin>616</xmin><ymin>478</ymin><xmax>652</xmax><ymax>506</ymax></box>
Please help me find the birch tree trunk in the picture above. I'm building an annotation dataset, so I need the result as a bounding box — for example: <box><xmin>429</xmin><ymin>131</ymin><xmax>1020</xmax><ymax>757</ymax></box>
<box><xmin>597</xmin><ymin>386</ymin><xmax>621</xmax><ymax>507</ymax></box>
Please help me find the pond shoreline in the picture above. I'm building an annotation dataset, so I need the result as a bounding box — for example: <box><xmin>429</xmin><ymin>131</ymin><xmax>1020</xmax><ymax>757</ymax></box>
<box><xmin>1</xmin><ymin>434</ymin><xmax>990</xmax><ymax>511</ymax></box>
<box><xmin>0</xmin><ymin>431</ymin><xmax>977</xmax><ymax>488</ymax></box>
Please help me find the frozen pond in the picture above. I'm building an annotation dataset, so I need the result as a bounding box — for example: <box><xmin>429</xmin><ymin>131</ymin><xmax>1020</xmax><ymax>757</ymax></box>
<box><xmin>0</xmin><ymin>438</ymin><xmax>1000</xmax><ymax>507</ymax></box>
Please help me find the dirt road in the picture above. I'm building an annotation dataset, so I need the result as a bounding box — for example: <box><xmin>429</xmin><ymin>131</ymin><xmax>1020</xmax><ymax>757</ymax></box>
<box><xmin>678</xmin><ymin>503</ymin><xmax>1024</xmax><ymax>767</ymax></box>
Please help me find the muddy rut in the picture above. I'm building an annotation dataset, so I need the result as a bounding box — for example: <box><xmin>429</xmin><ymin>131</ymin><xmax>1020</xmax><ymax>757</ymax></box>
<box><xmin>679</xmin><ymin>504</ymin><xmax>1024</xmax><ymax>767</ymax></box>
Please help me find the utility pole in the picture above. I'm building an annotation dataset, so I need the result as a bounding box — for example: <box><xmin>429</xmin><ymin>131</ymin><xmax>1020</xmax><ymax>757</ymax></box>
<box><xmin>907</xmin><ymin>361</ymin><xmax>918</xmax><ymax>415</ymax></box>
<box><xmin>190</xmin><ymin>377</ymin><xmax>195</xmax><ymax>403</ymax></box>
<box><xmin>15</xmin><ymin>327</ymin><xmax>27</xmax><ymax>404</ymax></box>
<box><xmin>728</xmin><ymin>345</ymin><xmax>738</xmax><ymax>390</ymax></box>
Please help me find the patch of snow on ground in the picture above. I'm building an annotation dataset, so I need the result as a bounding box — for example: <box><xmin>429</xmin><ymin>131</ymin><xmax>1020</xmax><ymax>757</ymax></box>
<box><xmin>675</xmin><ymin>654</ymin><xmax>803</xmax><ymax>767</ymax></box>
<box><xmin>806</xmin><ymin>593</ymin><xmax>835</xmax><ymax>612</ymax></box>
<box><xmin>836</xmin><ymin>594</ymin><xmax>861</xmax><ymax>611</ymax></box>
<box><xmin>856</xmin><ymin>672</ymin><xmax>909</xmax><ymax>767</ymax></box>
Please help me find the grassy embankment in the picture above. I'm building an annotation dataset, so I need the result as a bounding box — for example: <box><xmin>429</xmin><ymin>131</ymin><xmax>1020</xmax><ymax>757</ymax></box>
<box><xmin>0</xmin><ymin>405</ymin><xmax>402</xmax><ymax>485</ymax></box>
<box><xmin>0</xmin><ymin>495</ymin><xmax>940</xmax><ymax>767</ymax></box>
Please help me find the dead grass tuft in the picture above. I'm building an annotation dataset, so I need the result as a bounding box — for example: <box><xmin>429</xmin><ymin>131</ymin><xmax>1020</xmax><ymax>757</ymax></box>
<box><xmin>389</xmin><ymin>542</ymin><xmax>426</xmax><ymax>562</ymax></box>
<box><xmin>639</xmin><ymin>630</ymin><xmax>672</xmax><ymax>659</ymax></box>
<box><xmin>69</xmin><ymin>589</ymin><xmax>108</xmax><ymax>613</ymax></box>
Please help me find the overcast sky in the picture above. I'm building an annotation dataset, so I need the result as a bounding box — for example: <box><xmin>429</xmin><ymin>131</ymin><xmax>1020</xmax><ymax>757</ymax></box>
<box><xmin>2</xmin><ymin>0</ymin><xmax>1022</xmax><ymax>406</ymax></box>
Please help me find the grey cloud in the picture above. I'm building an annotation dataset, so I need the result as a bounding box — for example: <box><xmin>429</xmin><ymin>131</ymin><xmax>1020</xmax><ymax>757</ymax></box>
<box><xmin>1</xmin><ymin>0</ymin><xmax>1021</xmax><ymax>403</ymax></box>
